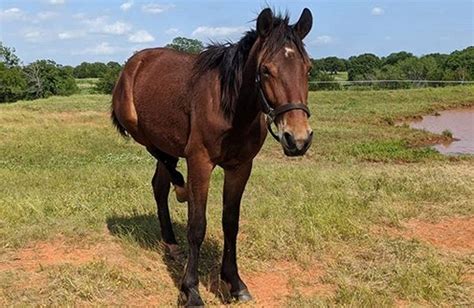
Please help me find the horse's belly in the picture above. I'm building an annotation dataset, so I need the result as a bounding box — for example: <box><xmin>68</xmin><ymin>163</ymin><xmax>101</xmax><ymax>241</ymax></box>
<box><xmin>134</xmin><ymin>97</ymin><xmax>189</xmax><ymax>157</ymax></box>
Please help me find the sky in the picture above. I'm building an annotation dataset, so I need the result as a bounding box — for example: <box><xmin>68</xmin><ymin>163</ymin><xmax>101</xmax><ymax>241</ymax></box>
<box><xmin>1</xmin><ymin>0</ymin><xmax>473</xmax><ymax>66</ymax></box>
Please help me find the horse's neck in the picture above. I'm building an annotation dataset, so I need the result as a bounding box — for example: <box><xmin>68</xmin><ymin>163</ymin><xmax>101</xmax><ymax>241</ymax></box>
<box><xmin>232</xmin><ymin>54</ymin><xmax>261</xmax><ymax>127</ymax></box>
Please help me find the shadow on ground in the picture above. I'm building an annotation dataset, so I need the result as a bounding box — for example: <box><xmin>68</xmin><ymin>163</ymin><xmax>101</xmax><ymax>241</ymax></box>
<box><xmin>106</xmin><ymin>213</ymin><xmax>230</xmax><ymax>304</ymax></box>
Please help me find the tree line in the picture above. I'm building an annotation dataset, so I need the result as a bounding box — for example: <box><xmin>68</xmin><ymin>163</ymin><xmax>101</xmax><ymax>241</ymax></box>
<box><xmin>310</xmin><ymin>47</ymin><xmax>473</xmax><ymax>90</ymax></box>
<box><xmin>1</xmin><ymin>38</ymin><xmax>473</xmax><ymax>103</ymax></box>
<box><xmin>0</xmin><ymin>42</ymin><xmax>123</xmax><ymax>103</ymax></box>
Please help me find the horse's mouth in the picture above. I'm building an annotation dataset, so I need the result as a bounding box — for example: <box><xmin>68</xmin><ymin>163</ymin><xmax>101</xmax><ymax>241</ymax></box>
<box><xmin>283</xmin><ymin>146</ymin><xmax>309</xmax><ymax>157</ymax></box>
<box><xmin>280</xmin><ymin>132</ymin><xmax>312</xmax><ymax>157</ymax></box>
<box><xmin>282</xmin><ymin>140</ymin><xmax>312</xmax><ymax>156</ymax></box>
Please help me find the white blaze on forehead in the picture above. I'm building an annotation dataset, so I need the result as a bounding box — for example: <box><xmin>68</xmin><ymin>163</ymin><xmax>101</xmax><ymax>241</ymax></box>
<box><xmin>284</xmin><ymin>47</ymin><xmax>295</xmax><ymax>58</ymax></box>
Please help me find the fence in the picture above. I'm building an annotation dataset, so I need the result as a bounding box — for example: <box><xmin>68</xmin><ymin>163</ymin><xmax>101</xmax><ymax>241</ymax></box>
<box><xmin>308</xmin><ymin>80</ymin><xmax>474</xmax><ymax>91</ymax></box>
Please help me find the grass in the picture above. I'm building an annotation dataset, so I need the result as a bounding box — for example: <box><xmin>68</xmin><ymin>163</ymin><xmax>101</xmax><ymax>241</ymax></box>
<box><xmin>0</xmin><ymin>86</ymin><xmax>473</xmax><ymax>306</ymax></box>
<box><xmin>75</xmin><ymin>78</ymin><xmax>99</xmax><ymax>95</ymax></box>
<box><xmin>332</xmin><ymin>71</ymin><xmax>348</xmax><ymax>81</ymax></box>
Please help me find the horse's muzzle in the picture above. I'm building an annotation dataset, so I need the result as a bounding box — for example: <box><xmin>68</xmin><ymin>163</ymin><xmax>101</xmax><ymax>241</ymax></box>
<box><xmin>281</xmin><ymin>131</ymin><xmax>313</xmax><ymax>156</ymax></box>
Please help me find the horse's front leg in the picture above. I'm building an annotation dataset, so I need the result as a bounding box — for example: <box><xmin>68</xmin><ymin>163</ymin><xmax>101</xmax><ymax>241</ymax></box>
<box><xmin>180</xmin><ymin>154</ymin><xmax>214</xmax><ymax>307</ymax></box>
<box><xmin>221</xmin><ymin>161</ymin><xmax>253</xmax><ymax>302</ymax></box>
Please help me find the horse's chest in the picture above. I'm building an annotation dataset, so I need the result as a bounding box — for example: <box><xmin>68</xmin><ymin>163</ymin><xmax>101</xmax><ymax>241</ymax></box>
<box><xmin>218</xmin><ymin>122</ymin><xmax>267</xmax><ymax>166</ymax></box>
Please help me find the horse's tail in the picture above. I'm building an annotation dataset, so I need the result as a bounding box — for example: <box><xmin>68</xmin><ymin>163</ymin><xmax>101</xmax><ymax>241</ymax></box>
<box><xmin>110</xmin><ymin>109</ymin><xmax>128</xmax><ymax>137</ymax></box>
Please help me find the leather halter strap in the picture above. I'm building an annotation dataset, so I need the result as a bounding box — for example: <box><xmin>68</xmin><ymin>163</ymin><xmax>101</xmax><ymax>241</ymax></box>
<box><xmin>255</xmin><ymin>73</ymin><xmax>311</xmax><ymax>142</ymax></box>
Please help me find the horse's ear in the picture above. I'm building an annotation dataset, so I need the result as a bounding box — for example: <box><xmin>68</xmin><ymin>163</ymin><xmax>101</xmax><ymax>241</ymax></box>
<box><xmin>293</xmin><ymin>8</ymin><xmax>313</xmax><ymax>40</ymax></box>
<box><xmin>257</xmin><ymin>8</ymin><xmax>273</xmax><ymax>37</ymax></box>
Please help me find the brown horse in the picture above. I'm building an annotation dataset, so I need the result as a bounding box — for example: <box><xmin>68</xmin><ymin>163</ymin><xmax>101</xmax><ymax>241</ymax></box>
<box><xmin>111</xmin><ymin>8</ymin><xmax>313</xmax><ymax>306</ymax></box>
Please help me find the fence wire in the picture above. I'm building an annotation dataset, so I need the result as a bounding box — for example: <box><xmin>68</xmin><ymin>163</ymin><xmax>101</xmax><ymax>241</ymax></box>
<box><xmin>308</xmin><ymin>80</ymin><xmax>474</xmax><ymax>84</ymax></box>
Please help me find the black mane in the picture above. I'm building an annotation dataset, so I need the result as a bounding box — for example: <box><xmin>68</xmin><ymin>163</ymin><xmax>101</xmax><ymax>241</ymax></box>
<box><xmin>194</xmin><ymin>11</ymin><xmax>307</xmax><ymax>119</ymax></box>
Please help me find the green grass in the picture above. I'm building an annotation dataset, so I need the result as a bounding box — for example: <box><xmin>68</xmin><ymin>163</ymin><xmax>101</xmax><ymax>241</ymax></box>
<box><xmin>1</xmin><ymin>86</ymin><xmax>473</xmax><ymax>306</ymax></box>
<box><xmin>333</xmin><ymin>71</ymin><xmax>348</xmax><ymax>81</ymax></box>
<box><xmin>75</xmin><ymin>78</ymin><xmax>99</xmax><ymax>94</ymax></box>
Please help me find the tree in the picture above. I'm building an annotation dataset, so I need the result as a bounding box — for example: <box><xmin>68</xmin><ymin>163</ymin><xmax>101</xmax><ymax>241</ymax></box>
<box><xmin>0</xmin><ymin>42</ymin><xmax>21</xmax><ymax>68</ymax></box>
<box><xmin>382</xmin><ymin>51</ymin><xmax>414</xmax><ymax>66</ymax></box>
<box><xmin>347</xmin><ymin>53</ymin><xmax>381</xmax><ymax>80</ymax></box>
<box><xmin>0</xmin><ymin>63</ymin><xmax>27</xmax><ymax>102</ymax></box>
<box><xmin>165</xmin><ymin>37</ymin><xmax>204</xmax><ymax>54</ymax></box>
<box><xmin>73</xmin><ymin>62</ymin><xmax>109</xmax><ymax>78</ymax></box>
<box><xmin>320</xmin><ymin>57</ymin><xmax>346</xmax><ymax>74</ymax></box>
<box><xmin>106</xmin><ymin>61</ymin><xmax>122</xmax><ymax>71</ymax></box>
<box><xmin>444</xmin><ymin>47</ymin><xmax>474</xmax><ymax>80</ymax></box>
<box><xmin>24</xmin><ymin>60</ymin><xmax>78</xmax><ymax>99</ymax></box>
<box><xmin>0</xmin><ymin>42</ymin><xmax>26</xmax><ymax>102</ymax></box>
<box><xmin>95</xmin><ymin>65</ymin><xmax>122</xmax><ymax>94</ymax></box>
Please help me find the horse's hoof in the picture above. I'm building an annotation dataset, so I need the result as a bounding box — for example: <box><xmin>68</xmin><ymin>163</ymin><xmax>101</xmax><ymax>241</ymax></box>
<box><xmin>231</xmin><ymin>288</ymin><xmax>253</xmax><ymax>302</ymax></box>
<box><xmin>179</xmin><ymin>287</ymin><xmax>204</xmax><ymax>307</ymax></box>
<box><xmin>174</xmin><ymin>184</ymin><xmax>188</xmax><ymax>203</ymax></box>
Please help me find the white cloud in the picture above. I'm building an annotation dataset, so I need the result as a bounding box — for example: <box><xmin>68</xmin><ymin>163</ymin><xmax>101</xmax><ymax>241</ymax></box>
<box><xmin>0</xmin><ymin>8</ymin><xmax>25</xmax><ymax>21</ymax></box>
<box><xmin>129</xmin><ymin>30</ymin><xmax>155</xmax><ymax>43</ymax></box>
<box><xmin>142</xmin><ymin>3</ymin><xmax>175</xmax><ymax>14</ymax></box>
<box><xmin>313</xmin><ymin>35</ymin><xmax>334</xmax><ymax>45</ymax></box>
<box><xmin>49</xmin><ymin>0</ymin><xmax>65</xmax><ymax>5</ymax></box>
<box><xmin>165</xmin><ymin>28</ymin><xmax>179</xmax><ymax>35</ymax></box>
<box><xmin>83</xmin><ymin>17</ymin><xmax>132</xmax><ymax>35</ymax></box>
<box><xmin>72</xmin><ymin>13</ymin><xmax>85</xmax><ymax>19</ymax></box>
<box><xmin>103</xmin><ymin>21</ymin><xmax>132</xmax><ymax>35</ymax></box>
<box><xmin>371</xmin><ymin>7</ymin><xmax>385</xmax><ymax>16</ymax></box>
<box><xmin>36</xmin><ymin>11</ymin><xmax>58</xmax><ymax>20</ymax></box>
<box><xmin>192</xmin><ymin>26</ymin><xmax>246</xmax><ymax>38</ymax></box>
<box><xmin>58</xmin><ymin>31</ymin><xmax>85</xmax><ymax>40</ymax></box>
<box><xmin>23</xmin><ymin>29</ymin><xmax>44</xmax><ymax>42</ymax></box>
<box><xmin>78</xmin><ymin>42</ymin><xmax>118</xmax><ymax>55</ymax></box>
<box><xmin>120</xmin><ymin>1</ymin><xmax>134</xmax><ymax>11</ymax></box>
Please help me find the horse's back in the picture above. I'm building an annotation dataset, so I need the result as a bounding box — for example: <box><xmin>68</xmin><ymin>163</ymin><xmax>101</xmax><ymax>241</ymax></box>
<box><xmin>113</xmin><ymin>48</ymin><xmax>197</xmax><ymax>157</ymax></box>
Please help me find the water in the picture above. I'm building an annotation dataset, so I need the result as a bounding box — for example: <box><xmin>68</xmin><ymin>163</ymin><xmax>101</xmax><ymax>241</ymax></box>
<box><xmin>409</xmin><ymin>108</ymin><xmax>474</xmax><ymax>155</ymax></box>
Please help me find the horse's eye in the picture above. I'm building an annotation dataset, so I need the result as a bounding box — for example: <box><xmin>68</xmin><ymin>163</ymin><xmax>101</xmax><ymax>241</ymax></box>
<box><xmin>261</xmin><ymin>65</ymin><xmax>271</xmax><ymax>77</ymax></box>
<box><xmin>307</xmin><ymin>67</ymin><xmax>313</xmax><ymax>76</ymax></box>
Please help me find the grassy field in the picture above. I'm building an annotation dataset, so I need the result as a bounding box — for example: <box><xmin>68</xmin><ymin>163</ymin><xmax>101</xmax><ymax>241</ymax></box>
<box><xmin>1</xmin><ymin>86</ymin><xmax>473</xmax><ymax>306</ymax></box>
<box><xmin>332</xmin><ymin>71</ymin><xmax>348</xmax><ymax>81</ymax></box>
<box><xmin>75</xmin><ymin>78</ymin><xmax>99</xmax><ymax>95</ymax></box>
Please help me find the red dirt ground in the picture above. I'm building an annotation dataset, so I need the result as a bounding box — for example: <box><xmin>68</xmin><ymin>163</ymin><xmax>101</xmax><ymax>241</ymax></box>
<box><xmin>242</xmin><ymin>260</ymin><xmax>334</xmax><ymax>307</ymax></box>
<box><xmin>0</xmin><ymin>237</ymin><xmax>334</xmax><ymax>306</ymax></box>
<box><xmin>0</xmin><ymin>237</ymin><xmax>123</xmax><ymax>272</ymax></box>
<box><xmin>401</xmin><ymin>217</ymin><xmax>474</xmax><ymax>253</ymax></box>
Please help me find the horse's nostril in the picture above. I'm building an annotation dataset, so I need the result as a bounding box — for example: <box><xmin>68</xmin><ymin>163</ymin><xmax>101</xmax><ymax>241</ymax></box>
<box><xmin>283</xmin><ymin>132</ymin><xmax>296</xmax><ymax>149</ymax></box>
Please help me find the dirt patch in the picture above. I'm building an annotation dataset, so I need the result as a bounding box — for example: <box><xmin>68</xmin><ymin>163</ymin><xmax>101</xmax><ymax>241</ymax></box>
<box><xmin>0</xmin><ymin>237</ymin><xmax>334</xmax><ymax>306</ymax></box>
<box><xmin>0</xmin><ymin>236</ymin><xmax>124</xmax><ymax>272</ymax></box>
<box><xmin>242</xmin><ymin>260</ymin><xmax>334</xmax><ymax>307</ymax></box>
<box><xmin>377</xmin><ymin>216</ymin><xmax>474</xmax><ymax>253</ymax></box>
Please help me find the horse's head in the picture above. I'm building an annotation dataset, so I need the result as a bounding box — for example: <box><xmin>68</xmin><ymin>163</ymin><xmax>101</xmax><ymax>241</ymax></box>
<box><xmin>255</xmin><ymin>8</ymin><xmax>313</xmax><ymax>157</ymax></box>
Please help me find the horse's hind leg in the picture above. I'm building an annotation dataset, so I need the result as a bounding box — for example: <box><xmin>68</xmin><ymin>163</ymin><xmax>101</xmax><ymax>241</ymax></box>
<box><xmin>151</xmin><ymin>161</ymin><xmax>181</xmax><ymax>260</ymax></box>
<box><xmin>148</xmin><ymin>147</ymin><xmax>188</xmax><ymax>203</ymax></box>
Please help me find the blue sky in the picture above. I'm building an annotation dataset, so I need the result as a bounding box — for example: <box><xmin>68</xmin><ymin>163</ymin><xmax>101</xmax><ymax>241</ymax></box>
<box><xmin>1</xmin><ymin>0</ymin><xmax>472</xmax><ymax>65</ymax></box>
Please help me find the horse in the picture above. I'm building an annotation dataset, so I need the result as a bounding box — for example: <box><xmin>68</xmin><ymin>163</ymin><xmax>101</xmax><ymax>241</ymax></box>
<box><xmin>111</xmin><ymin>8</ymin><xmax>313</xmax><ymax>306</ymax></box>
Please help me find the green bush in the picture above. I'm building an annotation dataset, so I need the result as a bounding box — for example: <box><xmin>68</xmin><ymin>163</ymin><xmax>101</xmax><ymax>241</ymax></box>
<box><xmin>309</xmin><ymin>71</ymin><xmax>341</xmax><ymax>91</ymax></box>
<box><xmin>0</xmin><ymin>63</ymin><xmax>27</xmax><ymax>103</ymax></box>
<box><xmin>95</xmin><ymin>66</ymin><xmax>122</xmax><ymax>94</ymax></box>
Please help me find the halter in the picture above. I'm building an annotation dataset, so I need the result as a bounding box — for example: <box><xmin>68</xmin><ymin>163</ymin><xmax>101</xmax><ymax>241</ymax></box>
<box><xmin>255</xmin><ymin>72</ymin><xmax>311</xmax><ymax>142</ymax></box>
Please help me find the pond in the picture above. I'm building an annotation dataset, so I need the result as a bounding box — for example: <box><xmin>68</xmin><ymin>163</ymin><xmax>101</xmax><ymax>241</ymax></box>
<box><xmin>408</xmin><ymin>107</ymin><xmax>474</xmax><ymax>155</ymax></box>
